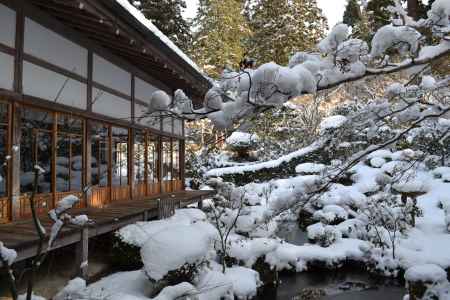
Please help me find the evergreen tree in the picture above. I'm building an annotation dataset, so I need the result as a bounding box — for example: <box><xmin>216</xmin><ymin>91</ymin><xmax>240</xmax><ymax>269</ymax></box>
<box><xmin>131</xmin><ymin>0</ymin><xmax>192</xmax><ymax>51</ymax></box>
<box><xmin>247</xmin><ymin>0</ymin><xmax>327</xmax><ymax>66</ymax></box>
<box><xmin>366</xmin><ymin>0</ymin><xmax>395</xmax><ymax>33</ymax></box>
<box><xmin>191</xmin><ymin>0</ymin><xmax>252</xmax><ymax>78</ymax></box>
<box><xmin>343</xmin><ymin>0</ymin><xmax>362</xmax><ymax>27</ymax></box>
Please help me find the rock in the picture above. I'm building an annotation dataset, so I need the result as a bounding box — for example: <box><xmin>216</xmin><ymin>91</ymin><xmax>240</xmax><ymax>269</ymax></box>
<box><xmin>296</xmin><ymin>287</ymin><xmax>326</xmax><ymax>299</ymax></box>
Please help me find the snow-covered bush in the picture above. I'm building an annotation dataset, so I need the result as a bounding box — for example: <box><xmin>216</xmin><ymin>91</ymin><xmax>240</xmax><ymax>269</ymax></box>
<box><xmin>226</xmin><ymin>132</ymin><xmax>259</xmax><ymax>160</ymax></box>
<box><xmin>306</xmin><ymin>222</ymin><xmax>342</xmax><ymax>247</ymax></box>
<box><xmin>312</xmin><ymin>204</ymin><xmax>348</xmax><ymax>225</ymax></box>
<box><xmin>404</xmin><ymin>264</ymin><xmax>448</xmax><ymax>300</ymax></box>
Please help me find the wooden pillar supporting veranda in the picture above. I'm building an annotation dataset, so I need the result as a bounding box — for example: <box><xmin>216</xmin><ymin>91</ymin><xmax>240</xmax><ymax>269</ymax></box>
<box><xmin>76</xmin><ymin>227</ymin><xmax>89</xmax><ymax>280</ymax></box>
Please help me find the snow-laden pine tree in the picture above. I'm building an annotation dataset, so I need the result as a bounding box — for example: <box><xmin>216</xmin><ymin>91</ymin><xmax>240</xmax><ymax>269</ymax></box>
<box><xmin>247</xmin><ymin>0</ymin><xmax>327</xmax><ymax>65</ymax></box>
<box><xmin>190</xmin><ymin>0</ymin><xmax>252</xmax><ymax>78</ymax></box>
<box><xmin>130</xmin><ymin>0</ymin><xmax>192</xmax><ymax>51</ymax></box>
<box><xmin>343</xmin><ymin>0</ymin><xmax>371</xmax><ymax>41</ymax></box>
<box><xmin>343</xmin><ymin>0</ymin><xmax>362</xmax><ymax>27</ymax></box>
<box><xmin>366</xmin><ymin>0</ymin><xmax>395</xmax><ymax>33</ymax></box>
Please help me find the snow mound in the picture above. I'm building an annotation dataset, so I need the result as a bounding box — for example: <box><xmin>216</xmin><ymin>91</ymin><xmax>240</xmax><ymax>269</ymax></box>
<box><xmin>319</xmin><ymin>115</ymin><xmax>348</xmax><ymax>132</ymax></box>
<box><xmin>405</xmin><ymin>264</ymin><xmax>447</xmax><ymax>283</ymax></box>
<box><xmin>141</xmin><ymin>221</ymin><xmax>217</xmax><ymax>281</ymax></box>
<box><xmin>229</xmin><ymin>238</ymin><xmax>279</xmax><ymax>267</ymax></box>
<box><xmin>117</xmin><ymin>208</ymin><xmax>206</xmax><ymax>247</ymax></box>
<box><xmin>196</xmin><ymin>269</ymin><xmax>233</xmax><ymax>300</ymax></box>
<box><xmin>225</xmin><ymin>266</ymin><xmax>261</xmax><ymax>299</ymax></box>
<box><xmin>226</xmin><ymin>132</ymin><xmax>259</xmax><ymax>147</ymax></box>
<box><xmin>295</xmin><ymin>163</ymin><xmax>326</xmax><ymax>174</ymax></box>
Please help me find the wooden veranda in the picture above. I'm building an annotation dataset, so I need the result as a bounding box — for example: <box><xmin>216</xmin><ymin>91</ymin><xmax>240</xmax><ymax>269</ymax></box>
<box><xmin>0</xmin><ymin>190</ymin><xmax>215</xmax><ymax>275</ymax></box>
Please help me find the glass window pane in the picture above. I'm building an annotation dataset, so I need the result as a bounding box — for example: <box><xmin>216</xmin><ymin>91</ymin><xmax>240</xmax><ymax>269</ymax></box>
<box><xmin>147</xmin><ymin>135</ymin><xmax>158</xmax><ymax>183</ymax></box>
<box><xmin>0</xmin><ymin>103</ymin><xmax>8</xmax><ymax>197</ymax></box>
<box><xmin>56</xmin><ymin>135</ymin><xmax>70</xmax><ymax>192</ymax></box>
<box><xmin>134</xmin><ymin>131</ymin><xmax>145</xmax><ymax>182</ymax></box>
<box><xmin>112</xmin><ymin>127</ymin><xmax>128</xmax><ymax>186</ymax></box>
<box><xmin>20</xmin><ymin>108</ymin><xmax>53</xmax><ymax>193</ymax></box>
<box><xmin>91</xmin><ymin>123</ymin><xmax>109</xmax><ymax>187</ymax></box>
<box><xmin>71</xmin><ymin>136</ymin><xmax>83</xmax><ymax>191</ymax></box>
<box><xmin>172</xmin><ymin>141</ymin><xmax>180</xmax><ymax>180</ymax></box>
<box><xmin>162</xmin><ymin>139</ymin><xmax>172</xmax><ymax>181</ymax></box>
<box><xmin>56</xmin><ymin>115</ymin><xmax>83</xmax><ymax>192</ymax></box>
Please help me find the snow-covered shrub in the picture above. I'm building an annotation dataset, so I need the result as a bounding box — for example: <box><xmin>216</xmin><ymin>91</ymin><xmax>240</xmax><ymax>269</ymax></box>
<box><xmin>361</xmin><ymin>192</ymin><xmax>420</xmax><ymax>262</ymax></box>
<box><xmin>306</xmin><ymin>222</ymin><xmax>342</xmax><ymax>247</ymax></box>
<box><xmin>226</xmin><ymin>132</ymin><xmax>260</xmax><ymax>161</ymax></box>
<box><xmin>312</xmin><ymin>204</ymin><xmax>348</xmax><ymax>225</ymax></box>
<box><xmin>141</xmin><ymin>221</ymin><xmax>216</xmax><ymax>294</ymax></box>
<box><xmin>111</xmin><ymin>232</ymin><xmax>142</xmax><ymax>270</ymax></box>
<box><xmin>404</xmin><ymin>264</ymin><xmax>448</xmax><ymax>300</ymax></box>
<box><xmin>360</xmin><ymin>245</ymin><xmax>401</xmax><ymax>277</ymax></box>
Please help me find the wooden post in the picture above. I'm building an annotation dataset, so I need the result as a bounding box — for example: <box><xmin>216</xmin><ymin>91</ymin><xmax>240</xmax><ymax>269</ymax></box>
<box><xmin>198</xmin><ymin>196</ymin><xmax>203</xmax><ymax>210</ymax></box>
<box><xmin>84</xmin><ymin>120</ymin><xmax>92</xmax><ymax>207</ymax></box>
<box><xmin>157</xmin><ymin>198</ymin><xmax>162</xmax><ymax>220</ymax></box>
<box><xmin>10</xmin><ymin>103</ymin><xmax>21</xmax><ymax>220</ymax></box>
<box><xmin>129</xmin><ymin>128</ymin><xmax>134</xmax><ymax>200</ymax></box>
<box><xmin>76</xmin><ymin>227</ymin><xmax>89</xmax><ymax>280</ymax></box>
<box><xmin>179</xmin><ymin>139</ymin><xmax>185</xmax><ymax>190</ymax></box>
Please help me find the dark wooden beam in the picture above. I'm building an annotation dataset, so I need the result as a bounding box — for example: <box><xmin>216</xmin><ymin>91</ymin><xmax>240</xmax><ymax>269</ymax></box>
<box><xmin>14</xmin><ymin>5</ymin><xmax>24</xmax><ymax>94</ymax></box>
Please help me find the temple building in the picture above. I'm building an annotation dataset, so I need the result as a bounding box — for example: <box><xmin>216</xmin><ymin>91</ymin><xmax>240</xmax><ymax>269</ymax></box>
<box><xmin>0</xmin><ymin>0</ymin><xmax>211</xmax><ymax>224</ymax></box>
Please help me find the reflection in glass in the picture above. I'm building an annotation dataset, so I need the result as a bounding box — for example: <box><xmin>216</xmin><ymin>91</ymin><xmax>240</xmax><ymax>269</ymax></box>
<box><xmin>112</xmin><ymin>127</ymin><xmax>128</xmax><ymax>186</ymax></box>
<box><xmin>91</xmin><ymin>122</ymin><xmax>109</xmax><ymax>187</ymax></box>
<box><xmin>172</xmin><ymin>140</ymin><xmax>180</xmax><ymax>180</ymax></box>
<box><xmin>134</xmin><ymin>131</ymin><xmax>145</xmax><ymax>182</ymax></box>
<box><xmin>147</xmin><ymin>135</ymin><xmax>158</xmax><ymax>183</ymax></box>
<box><xmin>162</xmin><ymin>139</ymin><xmax>172</xmax><ymax>181</ymax></box>
<box><xmin>56</xmin><ymin>115</ymin><xmax>83</xmax><ymax>192</ymax></box>
<box><xmin>20</xmin><ymin>108</ymin><xmax>53</xmax><ymax>193</ymax></box>
<box><xmin>0</xmin><ymin>103</ymin><xmax>8</xmax><ymax>197</ymax></box>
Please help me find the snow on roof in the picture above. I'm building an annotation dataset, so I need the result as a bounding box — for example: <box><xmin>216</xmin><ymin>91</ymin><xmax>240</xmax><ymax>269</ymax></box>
<box><xmin>115</xmin><ymin>0</ymin><xmax>203</xmax><ymax>75</ymax></box>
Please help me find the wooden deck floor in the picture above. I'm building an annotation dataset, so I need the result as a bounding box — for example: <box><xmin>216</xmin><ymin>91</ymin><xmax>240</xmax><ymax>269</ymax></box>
<box><xmin>0</xmin><ymin>190</ymin><xmax>215</xmax><ymax>262</ymax></box>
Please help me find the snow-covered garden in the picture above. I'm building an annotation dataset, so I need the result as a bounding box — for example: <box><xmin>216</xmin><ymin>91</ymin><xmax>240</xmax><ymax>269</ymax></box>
<box><xmin>2</xmin><ymin>0</ymin><xmax>450</xmax><ymax>299</ymax></box>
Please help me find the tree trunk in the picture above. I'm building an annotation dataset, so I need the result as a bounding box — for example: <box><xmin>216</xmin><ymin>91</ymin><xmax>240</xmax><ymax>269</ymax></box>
<box><xmin>407</xmin><ymin>0</ymin><xmax>419</xmax><ymax>20</ymax></box>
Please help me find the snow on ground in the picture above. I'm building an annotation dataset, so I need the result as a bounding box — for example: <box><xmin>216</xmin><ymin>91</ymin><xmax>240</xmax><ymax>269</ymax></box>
<box><xmin>397</xmin><ymin>180</ymin><xmax>450</xmax><ymax>270</ymax></box>
<box><xmin>86</xmin><ymin>271</ymin><xmax>152</xmax><ymax>300</ymax></box>
<box><xmin>265</xmin><ymin>238</ymin><xmax>368</xmax><ymax>272</ymax></box>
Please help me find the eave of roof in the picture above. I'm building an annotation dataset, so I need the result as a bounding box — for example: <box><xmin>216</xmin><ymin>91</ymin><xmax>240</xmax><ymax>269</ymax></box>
<box><xmin>103</xmin><ymin>0</ymin><xmax>211</xmax><ymax>91</ymax></box>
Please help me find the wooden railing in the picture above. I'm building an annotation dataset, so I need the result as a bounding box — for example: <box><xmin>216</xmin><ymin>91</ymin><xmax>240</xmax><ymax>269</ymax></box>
<box><xmin>20</xmin><ymin>193</ymin><xmax>53</xmax><ymax>218</ymax></box>
<box><xmin>0</xmin><ymin>197</ymin><xmax>9</xmax><ymax>224</ymax></box>
<box><xmin>111</xmin><ymin>185</ymin><xmax>131</xmax><ymax>202</ymax></box>
<box><xmin>162</xmin><ymin>181</ymin><xmax>173</xmax><ymax>193</ymax></box>
<box><xmin>133</xmin><ymin>182</ymin><xmax>147</xmax><ymax>200</ymax></box>
<box><xmin>90</xmin><ymin>186</ymin><xmax>110</xmax><ymax>208</ymax></box>
<box><xmin>173</xmin><ymin>180</ymin><xmax>183</xmax><ymax>192</ymax></box>
<box><xmin>157</xmin><ymin>196</ymin><xmax>181</xmax><ymax>219</ymax></box>
<box><xmin>147</xmin><ymin>182</ymin><xmax>160</xmax><ymax>196</ymax></box>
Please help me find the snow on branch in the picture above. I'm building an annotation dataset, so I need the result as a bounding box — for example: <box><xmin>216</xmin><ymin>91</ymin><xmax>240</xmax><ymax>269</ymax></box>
<box><xmin>140</xmin><ymin>0</ymin><xmax>450</xmax><ymax>130</ymax></box>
